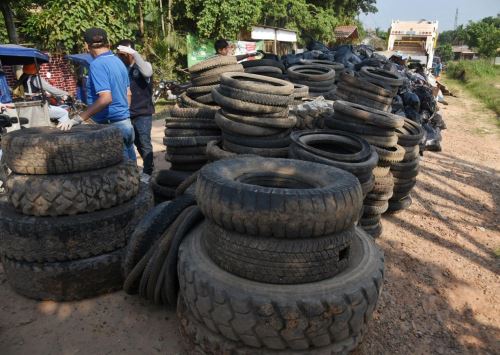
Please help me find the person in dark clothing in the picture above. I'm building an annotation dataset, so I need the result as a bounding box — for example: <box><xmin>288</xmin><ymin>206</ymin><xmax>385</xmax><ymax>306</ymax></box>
<box><xmin>116</xmin><ymin>39</ymin><xmax>155</xmax><ymax>175</ymax></box>
<box><xmin>215</xmin><ymin>38</ymin><xmax>257</xmax><ymax>61</ymax></box>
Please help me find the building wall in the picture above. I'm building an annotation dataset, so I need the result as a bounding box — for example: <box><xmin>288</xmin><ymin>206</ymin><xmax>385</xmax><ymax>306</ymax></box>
<box><xmin>2</xmin><ymin>54</ymin><xmax>77</xmax><ymax>97</ymax></box>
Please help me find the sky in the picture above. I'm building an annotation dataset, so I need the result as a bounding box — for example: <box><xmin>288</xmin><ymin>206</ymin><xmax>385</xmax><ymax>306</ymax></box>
<box><xmin>359</xmin><ymin>0</ymin><xmax>500</xmax><ymax>32</ymax></box>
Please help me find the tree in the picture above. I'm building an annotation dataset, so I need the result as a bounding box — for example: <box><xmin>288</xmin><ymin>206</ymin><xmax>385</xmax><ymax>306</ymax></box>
<box><xmin>435</xmin><ymin>43</ymin><xmax>453</xmax><ymax>62</ymax></box>
<box><xmin>0</xmin><ymin>1</ymin><xmax>18</xmax><ymax>43</ymax></box>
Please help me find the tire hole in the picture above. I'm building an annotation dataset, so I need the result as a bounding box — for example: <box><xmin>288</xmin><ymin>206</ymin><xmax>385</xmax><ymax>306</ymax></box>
<box><xmin>339</xmin><ymin>246</ymin><xmax>350</xmax><ymax>261</ymax></box>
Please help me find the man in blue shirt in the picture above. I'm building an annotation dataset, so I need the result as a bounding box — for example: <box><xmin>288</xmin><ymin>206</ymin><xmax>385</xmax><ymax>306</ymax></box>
<box><xmin>59</xmin><ymin>27</ymin><xmax>136</xmax><ymax>161</ymax></box>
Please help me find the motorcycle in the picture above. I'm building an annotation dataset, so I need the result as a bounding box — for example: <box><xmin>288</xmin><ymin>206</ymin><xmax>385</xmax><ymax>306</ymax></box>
<box><xmin>153</xmin><ymin>79</ymin><xmax>191</xmax><ymax>104</ymax></box>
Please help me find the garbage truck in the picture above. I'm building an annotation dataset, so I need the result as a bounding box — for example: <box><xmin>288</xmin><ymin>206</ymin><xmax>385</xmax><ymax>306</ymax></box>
<box><xmin>388</xmin><ymin>20</ymin><xmax>438</xmax><ymax>69</ymax></box>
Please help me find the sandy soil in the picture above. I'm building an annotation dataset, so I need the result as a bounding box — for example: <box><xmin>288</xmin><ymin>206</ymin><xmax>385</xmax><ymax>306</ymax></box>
<box><xmin>1</xmin><ymin>88</ymin><xmax>499</xmax><ymax>355</ymax></box>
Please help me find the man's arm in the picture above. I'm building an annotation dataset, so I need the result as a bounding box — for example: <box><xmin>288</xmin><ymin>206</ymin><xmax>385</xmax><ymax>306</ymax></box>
<box><xmin>80</xmin><ymin>91</ymin><xmax>112</xmax><ymax>121</ymax></box>
<box><xmin>127</xmin><ymin>87</ymin><xmax>131</xmax><ymax>106</ymax></box>
<box><xmin>132</xmin><ymin>52</ymin><xmax>153</xmax><ymax>78</ymax></box>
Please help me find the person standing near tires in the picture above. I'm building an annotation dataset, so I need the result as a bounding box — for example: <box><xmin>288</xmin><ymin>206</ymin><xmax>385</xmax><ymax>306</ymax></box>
<box><xmin>116</xmin><ymin>39</ymin><xmax>155</xmax><ymax>176</ymax></box>
<box><xmin>215</xmin><ymin>39</ymin><xmax>257</xmax><ymax>61</ymax></box>
<box><xmin>58</xmin><ymin>28</ymin><xmax>136</xmax><ymax>161</ymax></box>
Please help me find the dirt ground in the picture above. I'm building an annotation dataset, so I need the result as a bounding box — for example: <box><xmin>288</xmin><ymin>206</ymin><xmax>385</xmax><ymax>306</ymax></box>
<box><xmin>0</xmin><ymin>88</ymin><xmax>499</xmax><ymax>355</ymax></box>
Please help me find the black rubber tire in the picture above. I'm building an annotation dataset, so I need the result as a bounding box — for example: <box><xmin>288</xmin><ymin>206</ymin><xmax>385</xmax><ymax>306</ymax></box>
<box><xmin>219</xmin><ymin>72</ymin><xmax>294</xmax><ymax>96</ymax></box>
<box><xmin>218</xmin><ymin>84</ymin><xmax>292</xmax><ymax>107</ymax></box>
<box><xmin>151</xmin><ymin>178</ymin><xmax>176</xmax><ymax>203</ymax></box>
<box><xmin>165</xmin><ymin>121</ymin><xmax>218</xmax><ymax>130</ymax></box>
<box><xmin>393</xmin><ymin>178</ymin><xmax>417</xmax><ymax>193</ymax></box>
<box><xmin>0</xmin><ymin>183</ymin><xmax>152</xmax><ymax>263</ymax></box>
<box><xmin>7</xmin><ymin>161</ymin><xmax>139</xmax><ymax>217</ymax></box>
<box><xmin>164</xmin><ymin>127</ymin><xmax>220</xmax><ymax>138</ymax></box>
<box><xmin>358</xmin><ymin>133</ymin><xmax>398</xmax><ymax>148</ymax></box>
<box><xmin>167</xmin><ymin>145</ymin><xmax>208</xmax><ymax>156</ymax></box>
<box><xmin>221</xmin><ymin>110</ymin><xmax>296</xmax><ymax>129</ymax></box>
<box><xmin>215</xmin><ymin>111</ymin><xmax>284</xmax><ymax>136</ymax></box>
<box><xmin>324</xmin><ymin>116</ymin><xmax>394</xmax><ymax>137</ymax></box>
<box><xmin>359</xmin><ymin>214</ymin><xmax>381</xmax><ymax>226</ymax></box>
<box><xmin>366</xmin><ymin>188</ymin><xmax>394</xmax><ymax>201</ymax></box>
<box><xmin>167</xmin><ymin>107</ymin><xmax>217</xmax><ymax>119</ymax></box>
<box><xmin>122</xmin><ymin>194</ymin><xmax>197</xmax><ymax>279</ymax></box>
<box><xmin>333</xmin><ymin>100</ymin><xmax>404</xmax><ymax>129</ymax></box>
<box><xmin>287</xmin><ymin>65</ymin><xmax>335</xmax><ymax>82</ymax></box>
<box><xmin>338</xmin><ymin>70</ymin><xmax>393</xmax><ymax>97</ymax></box>
<box><xmin>223</xmin><ymin>140</ymin><xmax>289</xmax><ymax>157</ymax></box>
<box><xmin>204</xmin><ymin>221</ymin><xmax>353</xmax><ymax>284</ymax></box>
<box><xmin>196</xmin><ymin>157</ymin><xmax>363</xmax><ymax>238</ymax></box>
<box><xmin>244</xmin><ymin>66</ymin><xmax>283</xmax><ymax>75</ymax></box>
<box><xmin>206</xmin><ymin>140</ymin><xmax>238</xmax><ymax>161</ymax></box>
<box><xmin>289</xmin><ymin>140</ymin><xmax>378</xmax><ymax>178</ymax></box>
<box><xmin>336</xmin><ymin>83</ymin><xmax>393</xmax><ymax>104</ymax></box>
<box><xmin>223</xmin><ymin>130</ymin><xmax>291</xmax><ymax>148</ymax></box>
<box><xmin>373</xmin><ymin>165</ymin><xmax>390</xmax><ymax>177</ymax></box>
<box><xmin>154</xmin><ymin>169</ymin><xmax>191</xmax><ymax>187</ymax></box>
<box><xmin>189</xmin><ymin>56</ymin><xmax>238</xmax><ymax>73</ymax></box>
<box><xmin>403</xmin><ymin>145</ymin><xmax>420</xmax><ymax>161</ymax></box>
<box><xmin>361</xmin><ymin>221</ymin><xmax>383</xmax><ymax>239</ymax></box>
<box><xmin>387</xmin><ymin>196</ymin><xmax>412</xmax><ymax>213</ymax></box>
<box><xmin>358</xmin><ymin>67</ymin><xmax>404</xmax><ymax>87</ymax></box>
<box><xmin>186</xmin><ymin>84</ymin><xmax>218</xmax><ymax>95</ymax></box>
<box><xmin>241</xmin><ymin>59</ymin><xmax>286</xmax><ymax>72</ymax></box>
<box><xmin>175</xmin><ymin>171</ymin><xmax>199</xmax><ymax>197</ymax></box>
<box><xmin>363</xmin><ymin>200</ymin><xmax>389</xmax><ymax>215</ymax></box>
<box><xmin>191</xmin><ymin>64</ymin><xmax>244</xmax><ymax>80</ymax></box>
<box><xmin>2</xmin><ymin>248</ymin><xmax>123</xmax><ymax>301</ymax></box>
<box><xmin>290</xmin><ymin>130</ymin><xmax>373</xmax><ymax>162</ymax></box>
<box><xmin>373</xmin><ymin>144</ymin><xmax>405</xmax><ymax>163</ymax></box>
<box><xmin>193</xmin><ymin>92</ymin><xmax>214</xmax><ymax>104</ymax></box>
<box><xmin>335</xmin><ymin>91</ymin><xmax>391</xmax><ymax>112</ymax></box>
<box><xmin>390</xmin><ymin>157</ymin><xmax>420</xmax><ymax>171</ymax></box>
<box><xmin>2</xmin><ymin>126</ymin><xmax>123</xmax><ymax>175</ymax></box>
<box><xmin>396</xmin><ymin>119</ymin><xmax>424</xmax><ymax>147</ymax></box>
<box><xmin>163</xmin><ymin>135</ymin><xmax>220</xmax><ymax>147</ymax></box>
<box><xmin>178</xmin><ymin>222</ymin><xmax>384</xmax><ymax>351</ymax></box>
<box><xmin>178</xmin><ymin>298</ymin><xmax>365</xmax><ymax>355</ymax></box>
<box><xmin>391</xmin><ymin>165</ymin><xmax>420</xmax><ymax>179</ymax></box>
<box><xmin>179</xmin><ymin>93</ymin><xmax>218</xmax><ymax>109</ymax></box>
<box><xmin>300</xmin><ymin>59</ymin><xmax>345</xmax><ymax>72</ymax></box>
<box><xmin>212</xmin><ymin>87</ymin><xmax>286</xmax><ymax>114</ymax></box>
<box><xmin>361</xmin><ymin>174</ymin><xmax>375</xmax><ymax>197</ymax></box>
<box><xmin>170</xmin><ymin>163</ymin><xmax>204</xmax><ymax>172</ymax></box>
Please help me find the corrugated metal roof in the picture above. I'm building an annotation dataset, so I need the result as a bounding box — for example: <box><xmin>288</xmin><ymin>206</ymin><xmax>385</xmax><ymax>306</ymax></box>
<box><xmin>334</xmin><ymin>25</ymin><xmax>358</xmax><ymax>39</ymax></box>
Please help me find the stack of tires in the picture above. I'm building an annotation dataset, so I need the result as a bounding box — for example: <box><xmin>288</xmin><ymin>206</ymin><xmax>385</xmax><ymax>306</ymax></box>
<box><xmin>153</xmin><ymin>107</ymin><xmax>220</xmax><ymax>203</ymax></box>
<box><xmin>299</xmin><ymin>59</ymin><xmax>345</xmax><ymax>82</ymax></box>
<box><xmin>212</xmin><ymin>72</ymin><xmax>295</xmax><ymax>157</ymax></box>
<box><xmin>242</xmin><ymin>59</ymin><xmax>286</xmax><ymax>79</ymax></box>
<box><xmin>335</xmin><ymin>70</ymin><xmax>396</xmax><ymax>112</ymax></box>
<box><xmin>178</xmin><ymin>156</ymin><xmax>384</xmax><ymax>354</ymax></box>
<box><xmin>291</xmin><ymin>84</ymin><xmax>309</xmax><ymax>105</ymax></box>
<box><xmin>289</xmin><ymin>130</ymin><xmax>378</xmax><ymax>197</ymax></box>
<box><xmin>0</xmin><ymin>126</ymin><xmax>152</xmax><ymax>301</ymax></box>
<box><xmin>325</xmin><ymin>100</ymin><xmax>405</xmax><ymax>238</ymax></box>
<box><xmin>182</xmin><ymin>56</ymin><xmax>244</xmax><ymax>108</ymax></box>
<box><xmin>358</xmin><ymin>67</ymin><xmax>404</xmax><ymax>97</ymax></box>
<box><xmin>287</xmin><ymin>64</ymin><xmax>336</xmax><ymax>98</ymax></box>
<box><xmin>387</xmin><ymin>118</ymin><xmax>424</xmax><ymax>213</ymax></box>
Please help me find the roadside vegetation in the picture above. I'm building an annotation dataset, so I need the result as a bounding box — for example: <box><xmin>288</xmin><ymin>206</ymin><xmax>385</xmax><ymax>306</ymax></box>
<box><xmin>444</xmin><ymin>60</ymin><xmax>500</xmax><ymax>119</ymax></box>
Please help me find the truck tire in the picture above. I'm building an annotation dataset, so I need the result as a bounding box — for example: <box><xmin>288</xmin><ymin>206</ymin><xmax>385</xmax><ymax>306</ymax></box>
<box><xmin>0</xmin><ymin>183</ymin><xmax>152</xmax><ymax>262</ymax></box>
<box><xmin>178</xmin><ymin>223</ymin><xmax>384</xmax><ymax>351</ymax></box>
<box><xmin>7</xmin><ymin>161</ymin><xmax>139</xmax><ymax>217</ymax></box>
<box><xmin>196</xmin><ymin>157</ymin><xmax>363</xmax><ymax>238</ymax></box>
<box><xmin>204</xmin><ymin>221</ymin><xmax>353</xmax><ymax>284</ymax></box>
<box><xmin>2</xmin><ymin>126</ymin><xmax>123</xmax><ymax>175</ymax></box>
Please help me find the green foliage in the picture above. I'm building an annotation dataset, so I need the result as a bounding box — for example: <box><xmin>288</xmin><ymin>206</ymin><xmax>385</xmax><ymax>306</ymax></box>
<box><xmin>435</xmin><ymin>44</ymin><xmax>453</xmax><ymax>62</ymax></box>
<box><xmin>20</xmin><ymin>0</ymin><xmax>137</xmax><ymax>52</ymax></box>
<box><xmin>375</xmin><ymin>27</ymin><xmax>388</xmax><ymax>41</ymax></box>
<box><xmin>438</xmin><ymin>15</ymin><xmax>500</xmax><ymax>58</ymax></box>
<box><xmin>446</xmin><ymin>60</ymin><xmax>500</xmax><ymax>116</ymax></box>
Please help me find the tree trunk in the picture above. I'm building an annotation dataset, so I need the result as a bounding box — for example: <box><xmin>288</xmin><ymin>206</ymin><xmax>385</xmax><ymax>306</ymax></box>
<box><xmin>167</xmin><ymin>0</ymin><xmax>173</xmax><ymax>33</ymax></box>
<box><xmin>138</xmin><ymin>0</ymin><xmax>145</xmax><ymax>38</ymax></box>
<box><xmin>0</xmin><ymin>2</ymin><xmax>19</xmax><ymax>44</ymax></box>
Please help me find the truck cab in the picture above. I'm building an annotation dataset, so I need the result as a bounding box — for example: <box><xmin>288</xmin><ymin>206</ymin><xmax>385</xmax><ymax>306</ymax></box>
<box><xmin>388</xmin><ymin>20</ymin><xmax>439</xmax><ymax>69</ymax></box>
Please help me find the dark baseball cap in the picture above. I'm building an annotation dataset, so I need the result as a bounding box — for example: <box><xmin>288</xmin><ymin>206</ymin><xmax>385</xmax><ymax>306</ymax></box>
<box><xmin>84</xmin><ymin>28</ymin><xmax>108</xmax><ymax>45</ymax></box>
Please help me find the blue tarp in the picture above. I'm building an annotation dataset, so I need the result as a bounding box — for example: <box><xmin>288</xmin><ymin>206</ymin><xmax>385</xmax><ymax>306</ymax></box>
<box><xmin>66</xmin><ymin>53</ymin><xmax>93</xmax><ymax>68</ymax></box>
<box><xmin>0</xmin><ymin>44</ymin><xmax>50</xmax><ymax>65</ymax></box>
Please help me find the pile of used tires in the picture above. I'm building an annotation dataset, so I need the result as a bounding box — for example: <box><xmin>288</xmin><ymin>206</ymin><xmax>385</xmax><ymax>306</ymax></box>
<box><xmin>0</xmin><ymin>126</ymin><xmax>152</xmax><ymax>300</ymax></box>
<box><xmin>300</xmin><ymin>59</ymin><xmax>345</xmax><ymax>82</ymax></box>
<box><xmin>287</xmin><ymin>64</ymin><xmax>336</xmax><ymax>98</ymax></box>
<box><xmin>325</xmin><ymin>100</ymin><xmax>405</xmax><ymax>237</ymax></box>
<box><xmin>242</xmin><ymin>58</ymin><xmax>286</xmax><ymax>79</ymax></box>
<box><xmin>182</xmin><ymin>56</ymin><xmax>244</xmax><ymax>108</ymax></box>
<box><xmin>291</xmin><ymin>84</ymin><xmax>309</xmax><ymax>105</ymax></box>
<box><xmin>212</xmin><ymin>72</ymin><xmax>296</xmax><ymax>158</ymax></box>
<box><xmin>178</xmin><ymin>156</ymin><xmax>384</xmax><ymax>354</ymax></box>
<box><xmin>153</xmin><ymin>107</ymin><xmax>220</xmax><ymax>203</ymax></box>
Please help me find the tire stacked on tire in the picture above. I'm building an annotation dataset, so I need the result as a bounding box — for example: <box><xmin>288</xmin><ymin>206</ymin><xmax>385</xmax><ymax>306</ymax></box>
<box><xmin>289</xmin><ymin>130</ymin><xmax>378</xmax><ymax>197</ymax></box>
<box><xmin>242</xmin><ymin>59</ymin><xmax>286</xmax><ymax>79</ymax></box>
<box><xmin>154</xmin><ymin>107</ymin><xmax>220</xmax><ymax>203</ymax></box>
<box><xmin>287</xmin><ymin>64</ymin><xmax>336</xmax><ymax>98</ymax></box>
<box><xmin>299</xmin><ymin>59</ymin><xmax>345</xmax><ymax>82</ymax></box>
<box><xmin>178</xmin><ymin>156</ymin><xmax>384</xmax><ymax>354</ymax></box>
<box><xmin>292</xmin><ymin>84</ymin><xmax>309</xmax><ymax>105</ymax></box>
<box><xmin>0</xmin><ymin>126</ymin><xmax>152</xmax><ymax>301</ymax></box>
<box><xmin>387</xmin><ymin>118</ymin><xmax>424</xmax><ymax>213</ymax></box>
<box><xmin>183</xmin><ymin>56</ymin><xmax>245</xmax><ymax>108</ymax></box>
<box><xmin>335</xmin><ymin>70</ymin><xmax>396</xmax><ymax>112</ymax></box>
<box><xmin>211</xmin><ymin>72</ymin><xmax>296</xmax><ymax>157</ymax></box>
<box><xmin>325</xmin><ymin>100</ymin><xmax>405</xmax><ymax>238</ymax></box>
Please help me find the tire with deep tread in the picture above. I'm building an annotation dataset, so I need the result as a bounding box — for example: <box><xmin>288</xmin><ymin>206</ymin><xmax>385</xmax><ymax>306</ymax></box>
<box><xmin>333</xmin><ymin>100</ymin><xmax>404</xmax><ymax>129</ymax></box>
<box><xmin>178</xmin><ymin>222</ymin><xmax>384</xmax><ymax>351</ymax></box>
<box><xmin>189</xmin><ymin>56</ymin><xmax>238</xmax><ymax>73</ymax></box>
<box><xmin>7</xmin><ymin>161</ymin><xmax>139</xmax><ymax>217</ymax></box>
<box><xmin>2</xmin><ymin>126</ymin><xmax>123</xmax><ymax>175</ymax></box>
<box><xmin>218</xmin><ymin>84</ymin><xmax>292</xmax><ymax>107</ymax></box>
<box><xmin>195</xmin><ymin>157</ymin><xmax>363</xmax><ymax>238</ymax></box>
<box><xmin>220</xmin><ymin>72</ymin><xmax>294</xmax><ymax>96</ymax></box>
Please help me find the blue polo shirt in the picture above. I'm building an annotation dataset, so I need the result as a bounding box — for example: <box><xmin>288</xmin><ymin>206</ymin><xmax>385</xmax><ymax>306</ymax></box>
<box><xmin>88</xmin><ymin>51</ymin><xmax>130</xmax><ymax>122</ymax></box>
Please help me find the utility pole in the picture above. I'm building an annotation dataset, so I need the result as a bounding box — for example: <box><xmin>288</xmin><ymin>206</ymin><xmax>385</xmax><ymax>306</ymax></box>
<box><xmin>454</xmin><ymin>8</ymin><xmax>458</xmax><ymax>30</ymax></box>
